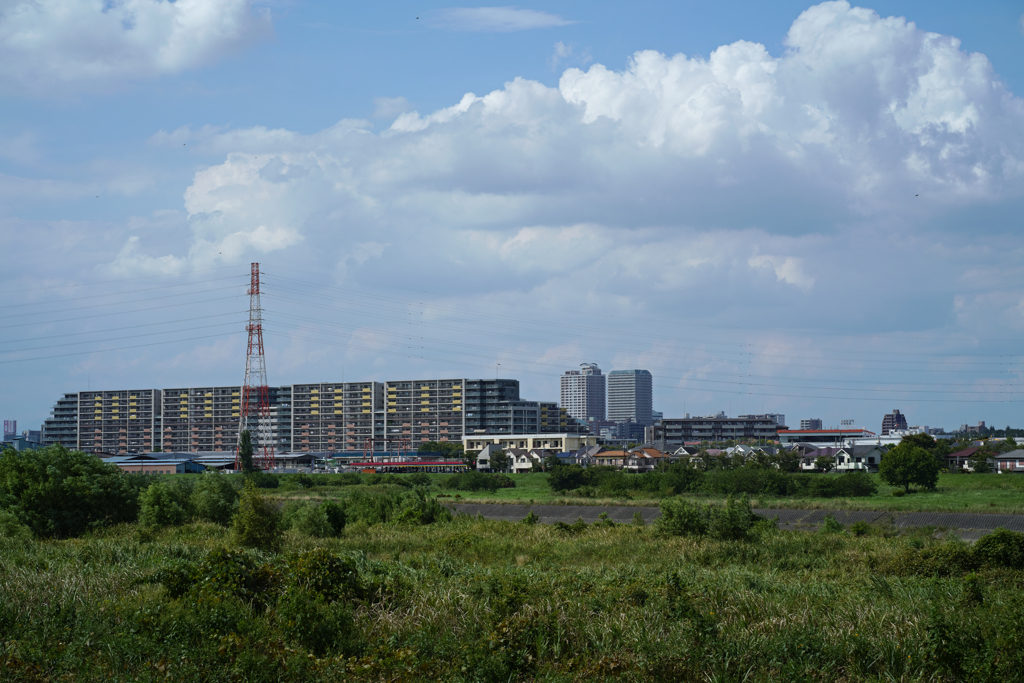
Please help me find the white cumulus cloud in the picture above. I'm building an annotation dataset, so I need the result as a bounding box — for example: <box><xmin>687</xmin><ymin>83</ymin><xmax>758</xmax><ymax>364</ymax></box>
<box><xmin>0</xmin><ymin>0</ymin><xmax>272</xmax><ymax>94</ymax></box>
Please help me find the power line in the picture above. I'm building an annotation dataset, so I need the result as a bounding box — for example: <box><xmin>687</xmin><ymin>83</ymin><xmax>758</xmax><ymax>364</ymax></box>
<box><xmin>0</xmin><ymin>331</ymin><xmax>240</xmax><ymax>365</ymax></box>
<box><xmin>0</xmin><ymin>265</ymin><xmax>242</xmax><ymax>296</ymax></box>
<box><xmin>0</xmin><ymin>275</ymin><xmax>245</xmax><ymax>310</ymax></box>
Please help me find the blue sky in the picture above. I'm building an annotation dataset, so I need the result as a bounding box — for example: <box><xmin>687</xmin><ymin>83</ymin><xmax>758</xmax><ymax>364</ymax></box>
<box><xmin>2</xmin><ymin>0</ymin><xmax>1024</xmax><ymax>435</ymax></box>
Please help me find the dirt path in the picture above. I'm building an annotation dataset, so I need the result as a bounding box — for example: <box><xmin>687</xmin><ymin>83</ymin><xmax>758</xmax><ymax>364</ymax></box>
<box><xmin>448</xmin><ymin>502</ymin><xmax>1024</xmax><ymax>540</ymax></box>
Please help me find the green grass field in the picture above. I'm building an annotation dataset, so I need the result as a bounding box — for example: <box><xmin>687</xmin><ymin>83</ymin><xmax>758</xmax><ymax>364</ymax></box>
<box><xmin>2</xmin><ymin>514</ymin><xmax>1023</xmax><ymax>682</ymax></box>
<box><xmin>276</xmin><ymin>471</ymin><xmax>1024</xmax><ymax>514</ymax></box>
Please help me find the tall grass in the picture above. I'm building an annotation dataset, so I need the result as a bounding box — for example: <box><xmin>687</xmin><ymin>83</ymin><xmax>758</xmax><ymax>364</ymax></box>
<box><xmin>2</xmin><ymin>515</ymin><xmax>1023</xmax><ymax>681</ymax></box>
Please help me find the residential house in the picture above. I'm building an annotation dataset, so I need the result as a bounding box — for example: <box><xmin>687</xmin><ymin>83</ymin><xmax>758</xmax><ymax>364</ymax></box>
<box><xmin>593</xmin><ymin>450</ymin><xmax>628</xmax><ymax>468</ymax></box>
<box><xmin>624</xmin><ymin>447</ymin><xmax>668</xmax><ymax>472</ymax></box>
<box><xmin>995</xmin><ymin>449</ymin><xmax>1024</xmax><ymax>473</ymax></box>
<box><xmin>834</xmin><ymin>445</ymin><xmax>884</xmax><ymax>472</ymax></box>
<box><xmin>947</xmin><ymin>447</ymin><xmax>982</xmax><ymax>471</ymax></box>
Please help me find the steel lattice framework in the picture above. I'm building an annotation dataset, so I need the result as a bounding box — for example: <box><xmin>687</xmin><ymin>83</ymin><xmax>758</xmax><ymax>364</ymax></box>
<box><xmin>237</xmin><ymin>263</ymin><xmax>275</xmax><ymax>470</ymax></box>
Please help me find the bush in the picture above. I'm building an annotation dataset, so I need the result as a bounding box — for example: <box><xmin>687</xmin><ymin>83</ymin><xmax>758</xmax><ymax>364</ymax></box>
<box><xmin>973</xmin><ymin>528</ymin><xmax>1024</xmax><ymax>570</ymax></box>
<box><xmin>445</xmin><ymin>470</ymin><xmax>515</xmax><ymax>492</ymax></box>
<box><xmin>406</xmin><ymin>472</ymin><xmax>432</xmax><ymax>486</ymax></box>
<box><xmin>344</xmin><ymin>487</ymin><xmax>452</xmax><ymax>526</ymax></box>
<box><xmin>139</xmin><ymin>480</ymin><xmax>193</xmax><ymax>529</ymax></box>
<box><xmin>850</xmin><ymin>520</ymin><xmax>872</xmax><ymax>536</ymax></box>
<box><xmin>709</xmin><ymin>495</ymin><xmax>759</xmax><ymax>541</ymax></box>
<box><xmin>276</xmin><ymin>586</ymin><xmax>357</xmax><ymax>657</ymax></box>
<box><xmin>0</xmin><ymin>508</ymin><xmax>31</xmax><ymax>539</ymax></box>
<box><xmin>703</xmin><ymin>467</ymin><xmax>792</xmax><ymax>496</ymax></box>
<box><xmin>190</xmin><ymin>472</ymin><xmax>238</xmax><ymax>525</ymax></box>
<box><xmin>656</xmin><ymin>498</ymin><xmax>709</xmax><ymax>537</ymax></box>
<box><xmin>547</xmin><ymin>464</ymin><xmax>586</xmax><ymax>492</ymax></box>
<box><xmin>289</xmin><ymin>547</ymin><xmax>360</xmax><ymax>602</ymax></box>
<box><xmin>246</xmin><ymin>471</ymin><xmax>279</xmax><ymax>489</ymax></box>
<box><xmin>292</xmin><ymin>503</ymin><xmax>334</xmax><ymax>538</ymax></box>
<box><xmin>154</xmin><ymin>547</ymin><xmax>279</xmax><ymax>605</ymax></box>
<box><xmin>656</xmin><ymin>495</ymin><xmax>760</xmax><ymax>541</ymax></box>
<box><xmin>820</xmin><ymin>515</ymin><xmax>845</xmax><ymax>534</ymax></box>
<box><xmin>232</xmin><ymin>480</ymin><xmax>284</xmax><ymax>552</ymax></box>
<box><xmin>0</xmin><ymin>445</ymin><xmax>142</xmax><ymax>537</ymax></box>
<box><xmin>292</xmin><ymin>473</ymin><xmax>315</xmax><ymax>489</ymax></box>
<box><xmin>323</xmin><ymin>500</ymin><xmax>346</xmax><ymax>534</ymax></box>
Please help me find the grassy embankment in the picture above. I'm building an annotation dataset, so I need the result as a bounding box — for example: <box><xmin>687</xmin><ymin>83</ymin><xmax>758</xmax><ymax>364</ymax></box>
<box><xmin>274</xmin><ymin>472</ymin><xmax>1024</xmax><ymax>514</ymax></box>
<box><xmin>3</xmin><ymin>512</ymin><xmax>1024</xmax><ymax>682</ymax></box>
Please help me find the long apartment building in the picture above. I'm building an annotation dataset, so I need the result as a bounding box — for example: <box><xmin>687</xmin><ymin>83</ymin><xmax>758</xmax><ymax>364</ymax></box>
<box><xmin>653</xmin><ymin>414</ymin><xmax>787</xmax><ymax>445</ymax></box>
<box><xmin>43</xmin><ymin>377</ymin><xmax>585</xmax><ymax>455</ymax></box>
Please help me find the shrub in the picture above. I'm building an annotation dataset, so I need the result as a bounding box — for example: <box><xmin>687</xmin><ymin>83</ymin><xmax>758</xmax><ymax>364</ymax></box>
<box><xmin>850</xmin><ymin>520</ymin><xmax>872</xmax><ymax>537</ymax></box>
<box><xmin>289</xmin><ymin>547</ymin><xmax>361</xmax><ymax>602</ymax></box>
<box><xmin>0</xmin><ymin>445</ymin><xmax>142</xmax><ymax>537</ymax></box>
<box><xmin>0</xmin><ymin>508</ymin><xmax>31</xmax><ymax>539</ymax></box>
<box><xmin>190</xmin><ymin>472</ymin><xmax>238</xmax><ymax>525</ymax></box>
<box><xmin>881</xmin><ymin>540</ymin><xmax>978</xmax><ymax>577</ymax></box>
<box><xmin>232</xmin><ymin>480</ymin><xmax>284</xmax><ymax>552</ymax></box>
<box><xmin>276</xmin><ymin>586</ymin><xmax>358</xmax><ymax>657</ymax></box>
<box><xmin>392</xmin><ymin>488</ymin><xmax>452</xmax><ymax>525</ymax></box>
<box><xmin>154</xmin><ymin>547</ymin><xmax>279</xmax><ymax>605</ymax></box>
<box><xmin>406</xmin><ymin>472</ymin><xmax>432</xmax><ymax>486</ymax></box>
<box><xmin>292</xmin><ymin>503</ymin><xmax>334</xmax><ymax>538</ymax></box>
<box><xmin>973</xmin><ymin>528</ymin><xmax>1024</xmax><ymax>570</ymax></box>
<box><xmin>292</xmin><ymin>473</ymin><xmax>315</xmax><ymax>489</ymax></box>
<box><xmin>245</xmin><ymin>471</ymin><xmax>279</xmax><ymax>489</ymax></box>
<box><xmin>658</xmin><ymin>496</ymin><xmax>760</xmax><ymax>541</ymax></box>
<box><xmin>709</xmin><ymin>495</ymin><xmax>759</xmax><ymax>541</ymax></box>
<box><xmin>703</xmin><ymin>467</ymin><xmax>793</xmax><ymax>496</ymax></box>
<box><xmin>820</xmin><ymin>515</ymin><xmax>845</xmax><ymax>534</ymax></box>
<box><xmin>323</xmin><ymin>500</ymin><xmax>346</xmax><ymax>534</ymax></box>
<box><xmin>445</xmin><ymin>470</ymin><xmax>515</xmax><ymax>492</ymax></box>
<box><xmin>547</xmin><ymin>464</ymin><xmax>586</xmax><ymax>492</ymax></box>
<box><xmin>522</xmin><ymin>510</ymin><xmax>539</xmax><ymax>525</ymax></box>
<box><xmin>139</xmin><ymin>480</ymin><xmax>193</xmax><ymax>529</ymax></box>
<box><xmin>656</xmin><ymin>498</ymin><xmax>709</xmax><ymax>537</ymax></box>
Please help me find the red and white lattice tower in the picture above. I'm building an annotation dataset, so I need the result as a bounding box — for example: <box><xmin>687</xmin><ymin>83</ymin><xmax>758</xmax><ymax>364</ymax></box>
<box><xmin>237</xmin><ymin>263</ymin><xmax>275</xmax><ymax>470</ymax></box>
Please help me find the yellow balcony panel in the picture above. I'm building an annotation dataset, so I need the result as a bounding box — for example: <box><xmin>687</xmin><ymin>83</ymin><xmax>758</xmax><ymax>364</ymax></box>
<box><xmin>421</xmin><ymin>408</ymin><xmax>430</xmax><ymax>412</ymax></box>
<box><xmin>335</xmin><ymin>409</ymin><xmax>343</xmax><ymax>414</ymax></box>
<box><xmin>311</xmin><ymin>410</ymin><xmax>319</xmax><ymax>415</ymax></box>
<box><xmin>130</xmin><ymin>395</ymin><xmax>137</xmax><ymax>399</ymax></box>
<box><xmin>130</xmin><ymin>415</ymin><xmax>137</xmax><ymax>420</ymax></box>
<box><xmin>453</xmin><ymin>399</ymin><xmax>461</xmax><ymax>404</ymax></box>
<box><xmin>362</xmin><ymin>388</ymin><xmax>371</xmax><ymax>392</ymax></box>
<box><xmin>232</xmin><ymin>412</ymin><xmax>239</xmax><ymax>417</ymax></box>
<box><xmin>388</xmin><ymin>409</ymin><xmax>397</xmax><ymax>413</ymax></box>
<box><xmin>421</xmin><ymin>400</ymin><xmax>430</xmax><ymax>405</ymax></box>
<box><xmin>310</xmin><ymin>389</ymin><xmax>319</xmax><ymax>393</ymax></box>
<box><xmin>453</xmin><ymin>406</ymin><xmax>461</xmax><ymax>411</ymax></box>
<box><xmin>232</xmin><ymin>392</ymin><xmax>239</xmax><ymax>396</ymax></box>
<box><xmin>363</xmin><ymin>409</ymin><xmax>370</xmax><ymax>413</ymax></box>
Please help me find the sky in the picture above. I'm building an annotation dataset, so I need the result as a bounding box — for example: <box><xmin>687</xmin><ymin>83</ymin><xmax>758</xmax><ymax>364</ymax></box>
<box><xmin>2</xmin><ymin>0</ymin><xmax>1024</xmax><ymax>435</ymax></box>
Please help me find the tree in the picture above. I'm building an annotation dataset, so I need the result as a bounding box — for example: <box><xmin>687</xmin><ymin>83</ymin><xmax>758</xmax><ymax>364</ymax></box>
<box><xmin>771</xmin><ymin>450</ymin><xmax>801</xmax><ymax>473</ymax></box>
<box><xmin>238</xmin><ymin>429</ymin><xmax>255</xmax><ymax>474</ymax></box>
<box><xmin>190</xmin><ymin>472</ymin><xmax>239</xmax><ymax>525</ymax></box>
<box><xmin>139</xmin><ymin>480</ymin><xmax>192</xmax><ymax>529</ymax></box>
<box><xmin>0</xmin><ymin>445</ymin><xmax>141</xmax><ymax>538</ymax></box>
<box><xmin>489</xmin><ymin>449</ymin><xmax>510</xmax><ymax>473</ymax></box>
<box><xmin>815</xmin><ymin>455</ymin><xmax>835</xmax><ymax>473</ymax></box>
<box><xmin>232</xmin><ymin>479</ymin><xmax>283</xmax><ymax>552</ymax></box>
<box><xmin>969</xmin><ymin>450</ymin><xmax>994</xmax><ymax>474</ymax></box>
<box><xmin>879</xmin><ymin>444</ymin><xmax>939</xmax><ymax>493</ymax></box>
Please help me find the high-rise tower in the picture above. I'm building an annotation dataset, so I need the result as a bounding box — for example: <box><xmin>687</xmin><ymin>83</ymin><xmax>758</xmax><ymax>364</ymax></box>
<box><xmin>560</xmin><ymin>363</ymin><xmax>605</xmax><ymax>422</ymax></box>
<box><xmin>237</xmin><ymin>263</ymin><xmax>275</xmax><ymax>469</ymax></box>
<box><xmin>607</xmin><ymin>369</ymin><xmax>653</xmax><ymax>426</ymax></box>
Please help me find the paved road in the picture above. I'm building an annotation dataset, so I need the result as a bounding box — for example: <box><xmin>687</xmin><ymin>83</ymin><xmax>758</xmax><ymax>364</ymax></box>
<box><xmin>448</xmin><ymin>503</ymin><xmax>1024</xmax><ymax>540</ymax></box>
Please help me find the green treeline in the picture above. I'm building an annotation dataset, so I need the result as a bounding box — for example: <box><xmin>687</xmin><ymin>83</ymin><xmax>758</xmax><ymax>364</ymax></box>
<box><xmin>548</xmin><ymin>461</ymin><xmax>878</xmax><ymax>498</ymax></box>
